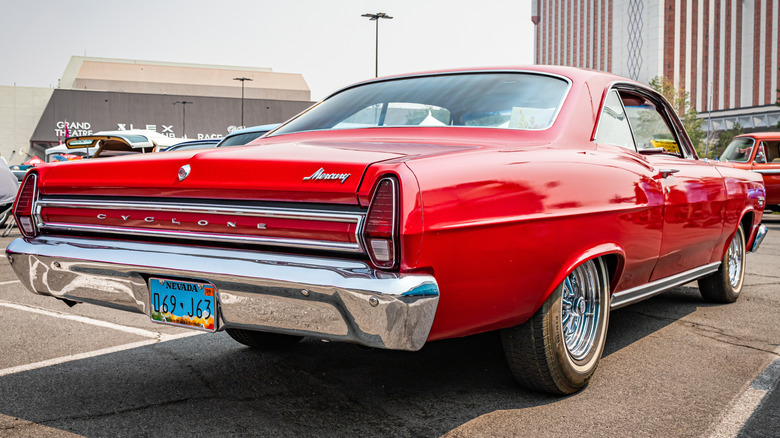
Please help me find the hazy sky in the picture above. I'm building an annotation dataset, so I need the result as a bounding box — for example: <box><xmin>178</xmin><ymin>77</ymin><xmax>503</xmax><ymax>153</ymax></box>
<box><xmin>1</xmin><ymin>0</ymin><xmax>534</xmax><ymax>100</ymax></box>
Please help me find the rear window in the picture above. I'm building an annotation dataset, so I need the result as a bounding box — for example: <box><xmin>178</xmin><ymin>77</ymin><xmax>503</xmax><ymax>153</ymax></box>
<box><xmin>271</xmin><ymin>72</ymin><xmax>569</xmax><ymax>135</ymax></box>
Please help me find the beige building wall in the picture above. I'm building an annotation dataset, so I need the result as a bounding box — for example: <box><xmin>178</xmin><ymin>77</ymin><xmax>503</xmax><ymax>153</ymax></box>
<box><xmin>0</xmin><ymin>86</ymin><xmax>54</xmax><ymax>164</ymax></box>
<box><xmin>62</xmin><ymin>57</ymin><xmax>310</xmax><ymax>101</ymax></box>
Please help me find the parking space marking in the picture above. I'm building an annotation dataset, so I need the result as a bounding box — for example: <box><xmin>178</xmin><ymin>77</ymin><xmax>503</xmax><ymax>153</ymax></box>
<box><xmin>0</xmin><ymin>331</ymin><xmax>200</xmax><ymax>378</ymax></box>
<box><xmin>0</xmin><ymin>300</ymin><xmax>169</xmax><ymax>339</ymax></box>
<box><xmin>709</xmin><ymin>346</ymin><xmax>780</xmax><ymax>438</ymax></box>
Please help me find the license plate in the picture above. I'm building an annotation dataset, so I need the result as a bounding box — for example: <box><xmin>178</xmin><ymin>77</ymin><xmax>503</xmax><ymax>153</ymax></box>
<box><xmin>149</xmin><ymin>278</ymin><xmax>217</xmax><ymax>332</ymax></box>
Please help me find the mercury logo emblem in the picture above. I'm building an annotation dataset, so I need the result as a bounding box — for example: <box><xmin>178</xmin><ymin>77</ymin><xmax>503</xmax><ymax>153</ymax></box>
<box><xmin>303</xmin><ymin>167</ymin><xmax>351</xmax><ymax>184</ymax></box>
<box><xmin>178</xmin><ymin>164</ymin><xmax>191</xmax><ymax>181</ymax></box>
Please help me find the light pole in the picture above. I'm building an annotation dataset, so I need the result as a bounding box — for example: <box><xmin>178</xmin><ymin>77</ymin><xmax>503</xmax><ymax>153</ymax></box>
<box><xmin>173</xmin><ymin>101</ymin><xmax>193</xmax><ymax>138</ymax></box>
<box><xmin>361</xmin><ymin>12</ymin><xmax>393</xmax><ymax>77</ymax></box>
<box><xmin>233</xmin><ymin>77</ymin><xmax>253</xmax><ymax>127</ymax></box>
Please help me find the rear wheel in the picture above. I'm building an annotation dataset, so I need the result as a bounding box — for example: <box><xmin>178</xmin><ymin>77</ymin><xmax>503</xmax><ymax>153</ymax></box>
<box><xmin>501</xmin><ymin>258</ymin><xmax>610</xmax><ymax>394</ymax></box>
<box><xmin>226</xmin><ymin>328</ymin><xmax>303</xmax><ymax>350</ymax></box>
<box><xmin>698</xmin><ymin>225</ymin><xmax>745</xmax><ymax>303</ymax></box>
<box><xmin>0</xmin><ymin>205</ymin><xmax>11</xmax><ymax>227</ymax></box>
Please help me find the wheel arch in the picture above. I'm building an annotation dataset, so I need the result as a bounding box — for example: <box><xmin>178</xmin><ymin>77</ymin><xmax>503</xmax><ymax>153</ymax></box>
<box><xmin>537</xmin><ymin>243</ymin><xmax>625</xmax><ymax>311</ymax></box>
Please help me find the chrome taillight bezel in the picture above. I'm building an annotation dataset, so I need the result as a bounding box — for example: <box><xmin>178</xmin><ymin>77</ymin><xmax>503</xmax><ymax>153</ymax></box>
<box><xmin>13</xmin><ymin>172</ymin><xmax>39</xmax><ymax>238</ymax></box>
<box><xmin>361</xmin><ymin>176</ymin><xmax>399</xmax><ymax>270</ymax></box>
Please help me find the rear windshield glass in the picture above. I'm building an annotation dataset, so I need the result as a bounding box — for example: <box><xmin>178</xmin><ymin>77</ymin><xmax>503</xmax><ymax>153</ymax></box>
<box><xmin>271</xmin><ymin>73</ymin><xmax>569</xmax><ymax>135</ymax></box>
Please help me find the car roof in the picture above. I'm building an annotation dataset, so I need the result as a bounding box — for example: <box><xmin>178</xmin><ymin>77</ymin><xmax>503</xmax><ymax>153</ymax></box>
<box><xmin>224</xmin><ymin>123</ymin><xmax>281</xmax><ymax>138</ymax></box>
<box><xmin>736</xmin><ymin>132</ymin><xmax>780</xmax><ymax>140</ymax></box>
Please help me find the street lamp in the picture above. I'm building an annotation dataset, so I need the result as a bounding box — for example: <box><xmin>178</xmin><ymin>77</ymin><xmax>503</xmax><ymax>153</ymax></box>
<box><xmin>361</xmin><ymin>12</ymin><xmax>393</xmax><ymax>77</ymax></box>
<box><xmin>233</xmin><ymin>77</ymin><xmax>253</xmax><ymax>127</ymax></box>
<box><xmin>173</xmin><ymin>101</ymin><xmax>193</xmax><ymax>138</ymax></box>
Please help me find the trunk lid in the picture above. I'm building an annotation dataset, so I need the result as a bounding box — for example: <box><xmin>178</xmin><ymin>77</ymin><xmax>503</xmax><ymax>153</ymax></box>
<box><xmin>37</xmin><ymin>136</ymin><xmax>488</xmax><ymax>204</ymax></box>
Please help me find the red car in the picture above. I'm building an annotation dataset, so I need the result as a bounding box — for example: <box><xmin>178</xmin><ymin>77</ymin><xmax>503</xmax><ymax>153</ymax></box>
<box><xmin>8</xmin><ymin>66</ymin><xmax>768</xmax><ymax>394</ymax></box>
<box><xmin>718</xmin><ymin>132</ymin><xmax>780</xmax><ymax>209</ymax></box>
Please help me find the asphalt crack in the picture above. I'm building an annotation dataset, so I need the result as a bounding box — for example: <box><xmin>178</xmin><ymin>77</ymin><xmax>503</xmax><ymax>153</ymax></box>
<box><xmin>622</xmin><ymin>309</ymin><xmax>779</xmax><ymax>356</ymax></box>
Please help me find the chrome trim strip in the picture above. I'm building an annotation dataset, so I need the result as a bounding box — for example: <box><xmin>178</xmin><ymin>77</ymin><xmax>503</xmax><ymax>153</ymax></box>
<box><xmin>753</xmin><ymin>169</ymin><xmax>780</xmax><ymax>175</ymax></box>
<box><xmin>38</xmin><ymin>222</ymin><xmax>363</xmax><ymax>252</ymax></box>
<box><xmin>750</xmin><ymin>224</ymin><xmax>768</xmax><ymax>253</ymax></box>
<box><xmin>6</xmin><ymin>236</ymin><xmax>439</xmax><ymax>351</ymax></box>
<box><xmin>610</xmin><ymin>262</ymin><xmax>720</xmax><ymax>310</ymax></box>
<box><xmin>36</xmin><ymin>199</ymin><xmax>364</xmax><ymax>223</ymax></box>
<box><xmin>35</xmin><ymin>198</ymin><xmax>366</xmax><ymax>254</ymax></box>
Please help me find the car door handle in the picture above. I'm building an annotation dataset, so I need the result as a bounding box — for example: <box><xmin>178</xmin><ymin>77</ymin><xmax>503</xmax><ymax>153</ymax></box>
<box><xmin>659</xmin><ymin>169</ymin><xmax>680</xmax><ymax>178</ymax></box>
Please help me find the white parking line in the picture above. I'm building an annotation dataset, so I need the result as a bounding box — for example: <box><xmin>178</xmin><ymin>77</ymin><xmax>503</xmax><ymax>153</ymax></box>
<box><xmin>709</xmin><ymin>346</ymin><xmax>780</xmax><ymax>438</ymax></box>
<box><xmin>0</xmin><ymin>280</ymin><xmax>21</xmax><ymax>286</ymax></box>
<box><xmin>0</xmin><ymin>331</ymin><xmax>200</xmax><ymax>378</ymax></box>
<box><xmin>0</xmin><ymin>300</ymin><xmax>165</xmax><ymax>339</ymax></box>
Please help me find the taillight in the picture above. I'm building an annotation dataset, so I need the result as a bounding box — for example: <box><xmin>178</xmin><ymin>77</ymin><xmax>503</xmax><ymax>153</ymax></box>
<box><xmin>13</xmin><ymin>172</ymin><xmax>39</xmax><ymax>237</ymax></box>
<box><xmin>363</xmin><ymin>177</ymin><xmax>398</xmax><ymax>269</ymax></box>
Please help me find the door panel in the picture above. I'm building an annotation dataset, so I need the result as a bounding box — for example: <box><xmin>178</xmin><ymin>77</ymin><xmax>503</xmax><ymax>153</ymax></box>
<box><xmin>646</xmin><ymin>155</ymin><xmax>726</xmax><ymax>280</ymax></box>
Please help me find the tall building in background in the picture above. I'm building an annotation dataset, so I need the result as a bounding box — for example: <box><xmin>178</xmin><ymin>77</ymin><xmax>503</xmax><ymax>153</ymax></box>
<box><xmin>532</xmin><ymin>0</ymin><xmax>779</xmax><ymax>136</ymax></box>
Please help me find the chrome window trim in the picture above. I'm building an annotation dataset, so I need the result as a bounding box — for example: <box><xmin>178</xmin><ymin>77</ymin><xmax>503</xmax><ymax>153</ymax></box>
<box><xmin>595</xmin><ymin>82</ymin><xmax>696</xmax><ymax>159</ymax></box>
<box><xmin>35</xmin><ymin>198</ymin><xmax>366</xmax><ymax>254</ymax></box>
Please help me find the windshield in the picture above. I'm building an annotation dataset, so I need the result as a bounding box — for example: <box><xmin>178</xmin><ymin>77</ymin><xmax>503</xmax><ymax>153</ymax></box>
<box><xmin>217</xmin><ymin>131</ymin><xmax>268</xmax><ymax>147</ymax></box>
<box><xmin>720</xmin><ymin>138</ymin><xmax>755</xmax><ymax>162</ymax></box>
<box><xmin>271</xmin><ymin>72</ymin><xmax>569</xmax><ymax>136</ymax></box>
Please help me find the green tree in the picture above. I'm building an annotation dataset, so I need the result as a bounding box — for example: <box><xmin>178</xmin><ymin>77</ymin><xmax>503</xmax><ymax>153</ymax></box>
<box><xmin>649</xmin><ymin>76</ymin><xmax>706</xmax><ymax>156</ymax></box>
<box><xmin>715</xmin><ymin>122</ymin><xmax>745</xmax><ymax>158</ymax></box>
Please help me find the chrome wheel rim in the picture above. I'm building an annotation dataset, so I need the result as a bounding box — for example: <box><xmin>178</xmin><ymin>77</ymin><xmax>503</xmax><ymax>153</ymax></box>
<box><xmin>561</xmin><ymin>260</ymin><xmax>603</xmax><ymax>361</ymax></box>
<box><xmin>727</xmin><ymin>230</ymin><xmax>744</xmax><ymax>288</ymax></box>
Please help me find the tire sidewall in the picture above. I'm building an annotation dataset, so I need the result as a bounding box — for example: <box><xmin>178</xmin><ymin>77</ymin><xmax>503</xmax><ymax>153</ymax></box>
<box><xmin>722</xmin><ymin>225</ymin><xmax>746</xmax><ymax>300</ymax></box>
<box><xmin>547</xmin><ymin>259</ymin><xmax>610</xmax><ymax>385</ymax></box>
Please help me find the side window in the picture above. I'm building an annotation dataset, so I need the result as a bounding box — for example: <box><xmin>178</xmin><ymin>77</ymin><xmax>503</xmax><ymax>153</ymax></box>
<box><xmin>595</xmin><ymin>90</ymin><xmax>636</xmax><ymax>150</ymax></box>
<box><xmin>620</xmin><ymin>90</ymin><xmax>684</xmax><ymax>157</ymax></box>
<box><xmin>755</xmin><ymin>142</ymin><xmax>768</xmax><ymax>163</ymax></box>
<box><xmin>768</xmin><ymin>141</ymin><xmax>780</xmax><ymax>163</ymax></box>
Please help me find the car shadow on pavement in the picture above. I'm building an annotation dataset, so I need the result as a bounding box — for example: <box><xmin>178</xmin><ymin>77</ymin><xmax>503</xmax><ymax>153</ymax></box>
<box><xmin>0</xmin><ymin>287</ymin><xmax>712</xmax><ymax>437</ymax></box>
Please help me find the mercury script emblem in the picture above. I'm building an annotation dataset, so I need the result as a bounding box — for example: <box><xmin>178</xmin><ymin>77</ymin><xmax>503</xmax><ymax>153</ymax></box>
<box><xmin>178</xmin><ymin>164</ymin><xmax>191</xmax><ymax>181</ymax></box>
<box><xmin>303</xmin><ymin>167</ymin><xmax>351</xmax><ymax>184</ymax></box>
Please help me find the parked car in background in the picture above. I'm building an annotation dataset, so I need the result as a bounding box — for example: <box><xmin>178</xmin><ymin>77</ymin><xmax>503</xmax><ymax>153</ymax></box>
<box><xmin>718</xmin><ymin>132</ymin><xmax>780</xmax><ymax>210</ymax></box>
<box><xmin>45</xmin><ymin>144</ymin><xmax>98</xmax><ymax>162</ymax></box>
<box><xmin>216</xmin><ymin>124</ymin><xmax>279</xmax><ymax>147</ymax></box>
<box><xmin>162</xmin><ymin>139</ymin><xmax>221</xmax><ymax>152</ymax></box>
<box><xmin>0</xmin><ymin>158</ymin><xmax>18</xmax><ymax>226</ymax></box>
<box><xmin>65</xmin><ymin>130</ymin><xmax>185</xmax><ymax>158</ymax></box>
<box><xmin>8</xmin><ymin>67</ymin><xmax>767</xmax><ymax>395</ymax></box>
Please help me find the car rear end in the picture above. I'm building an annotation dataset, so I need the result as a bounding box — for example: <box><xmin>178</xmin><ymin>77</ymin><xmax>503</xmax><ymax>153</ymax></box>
<box><xmin>7</xmin><ymin>143</ymin><xmax>439</xmax><ymax>351</ymax></box>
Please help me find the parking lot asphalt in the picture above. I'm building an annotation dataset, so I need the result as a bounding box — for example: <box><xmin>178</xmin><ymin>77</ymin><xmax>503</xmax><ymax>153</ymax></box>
<box><xmin>0</xmin><ymin>216</ymin><xmax>778</xmax><ymax>437</ymax></box>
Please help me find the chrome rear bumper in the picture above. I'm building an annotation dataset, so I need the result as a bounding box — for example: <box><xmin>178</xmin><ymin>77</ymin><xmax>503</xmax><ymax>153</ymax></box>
<box><xmin>750</xmin><ymin>224</ymin><xmax>768</xmax><ymax>253</ymax></box>
<box><xmin>6</xmin><ymin>236</ymin><xmax>439</xmax><ymax>351</ymax></box>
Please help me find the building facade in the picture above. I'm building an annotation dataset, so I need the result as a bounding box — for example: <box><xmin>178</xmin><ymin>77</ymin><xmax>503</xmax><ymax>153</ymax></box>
<box><xmin>1</xmin><ymin>57</ymin><xmax>314</xmax><ymax>164</ymax></box>
<box><xmin>532</xmin><ymin>0</ymin><xmax>780</xmax><ymax>135</ymax></box>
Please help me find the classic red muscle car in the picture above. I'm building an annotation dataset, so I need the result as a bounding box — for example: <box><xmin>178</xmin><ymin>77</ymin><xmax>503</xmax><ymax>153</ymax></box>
<box><xmin>718</xmin><ymin>132</ymin><xmax>780</xmax><ymax>209</ymax></box>
<box><xmin>7</xmin><ymin>66</ymin><xmax>768</xmax><ymax>394</ymax></box>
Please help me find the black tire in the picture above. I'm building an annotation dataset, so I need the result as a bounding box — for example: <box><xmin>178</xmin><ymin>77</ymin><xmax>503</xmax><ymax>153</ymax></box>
<box><xmin>501</xmin><ymin>258</ymin><xmax>610</xmax><ymax>395</ymax></box>
<box><xmin>226</xmin><ymin>328</ymin><xmax>303</xmax><ymax>350</ymax></box>
<box><xmin>0</xmin><ymin>206</ymin><xmax>11</xmax><ymax>227</ymax></box>
<box><xmin>698</xmin><ymin>224</ymin><xmax>746</xmax><ymax>303</ymax></box>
